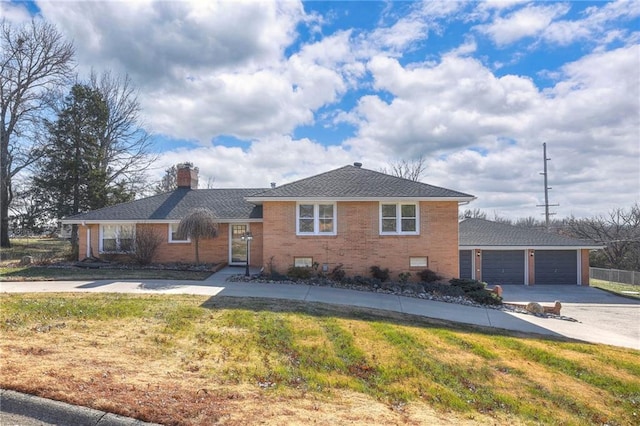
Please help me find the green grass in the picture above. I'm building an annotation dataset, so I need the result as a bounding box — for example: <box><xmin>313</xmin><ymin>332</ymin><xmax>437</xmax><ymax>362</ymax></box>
<box><xmin>590</xmin><ymin>279</ymin><xmax>640</xmax><ymax>299</ymax></box>
<box><xmin>0</xmin><ymin>237</ymin><xmax>71</xmax><ymax>261</ymax></box>
<box><xmin>2</xmin><ymin>294</ymin><xmax>639</xmax><ymax>425</ymax></box>
<box><xmin>0</xmin><ymin>265</ymin><xmax>212</xmax><ymax>281</ymax></box>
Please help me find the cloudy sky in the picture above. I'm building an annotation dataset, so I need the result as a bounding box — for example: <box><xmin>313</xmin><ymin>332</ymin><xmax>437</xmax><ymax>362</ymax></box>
<box><xmin>4</xmin><ymin>0</ymin><xmax>639</xmax><ymax>219</ymax></box>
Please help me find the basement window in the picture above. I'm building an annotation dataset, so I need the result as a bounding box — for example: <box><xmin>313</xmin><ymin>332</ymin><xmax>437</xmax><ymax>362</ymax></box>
<box><xmin>294</xmin><ymin>257</ymin><xmax>313</xmax><ymax>268</ymax></box>
<box><xmin>409</xmin><ymin>257</ymin><xmax>428</xmax><ymax>268</ymax></box>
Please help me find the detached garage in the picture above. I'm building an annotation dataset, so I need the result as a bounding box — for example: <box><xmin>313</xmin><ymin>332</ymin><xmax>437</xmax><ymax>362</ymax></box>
<box><xmin>459</xmin><ymin>218</ymin><xmax>603</xmax><ymax>286</ymax></box>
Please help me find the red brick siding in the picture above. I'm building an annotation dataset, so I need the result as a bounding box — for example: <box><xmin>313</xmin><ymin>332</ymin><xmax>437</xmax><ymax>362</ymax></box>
<box><xmin>262</xmin><ymin>201</ymin><xmax>460</xmax><ymax>280</ymax></box>
<box><xmin>77</xmin><ymin>222</ymin><xmax>263</xmax><ymax>266</ymax></box>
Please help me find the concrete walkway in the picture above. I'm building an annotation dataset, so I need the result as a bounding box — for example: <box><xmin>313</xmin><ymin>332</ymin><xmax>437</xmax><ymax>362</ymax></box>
<box><xmin>1</xmin><ymin>266</ymin><xmax>638</xmax><ymax>350</ymax></box>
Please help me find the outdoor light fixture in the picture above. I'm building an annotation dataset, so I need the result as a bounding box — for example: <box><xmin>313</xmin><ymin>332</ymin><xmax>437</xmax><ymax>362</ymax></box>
<box><xmin>240</xmin><ymin>232</ymin><xmax>253</xmax><ymax>277</ymax></box>
<box><xmin>476</xmin><ymin>250</ymin><xmax>481</xmax><ymax>257</ymax></box>
<box><xmin>530</xmin><ymin>251</ymin><xmax>535</xmax><ymax>257</ymax></box>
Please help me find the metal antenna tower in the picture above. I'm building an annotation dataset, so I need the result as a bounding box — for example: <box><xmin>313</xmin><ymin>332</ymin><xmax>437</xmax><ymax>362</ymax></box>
<box><xmin>537</xmin><ymin>142</ymin><xmax>559</xmax><ymax>230</ymax></box>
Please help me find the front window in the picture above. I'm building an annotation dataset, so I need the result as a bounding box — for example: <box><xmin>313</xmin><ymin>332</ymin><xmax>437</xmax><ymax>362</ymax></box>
<box><xmin>169</xmin><ymin>223</ymin><xmax>190</xmax><ymax>243</ymax></box>
<box><xmin>297</xmin><ymin>203</ymin><xmax>336</xmax><ymax>235</ymax></box>
<box><xmin>101</xmin><ymin>224</ymin><xmax>135</xmax><ymax>252</ymax></box>
<box><xmin>380</xmin><ymin>203</ymin><xmax>419</xmax><ymax>235</ymax></box>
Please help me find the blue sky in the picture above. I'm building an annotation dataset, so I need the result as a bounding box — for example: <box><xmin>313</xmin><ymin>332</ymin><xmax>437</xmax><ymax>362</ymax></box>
<box><xmin>4</xmin><ymin>0</ymin><xmax>639</xmax><ymax>219</ymax></box>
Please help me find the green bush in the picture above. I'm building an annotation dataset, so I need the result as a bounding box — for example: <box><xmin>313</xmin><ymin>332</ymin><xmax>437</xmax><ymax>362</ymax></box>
<box><xmin>418</xmin><ymin>269</ymin><xmax>442</xmax><ymax>283</ymax></box>
<box><xmin>286</xmin><ymin>266</ymin><xmax>313</xmax><ymax>281</ymax></box>
<box><xmin>370</xmin><ymin>265</ymin><xmax>390</xmax><ymax>282</ymax></box>
<box><xmin>449</xmin><ymin>278</ymin><xmax>486</xmax><ymax>293</ymax></box>
<box><xmin>398</xmin><ymin>272</ymin><xmax>412</xmax><ymax>284</ymax></box>
<box><xmin>467</xmin><ymin>289</ymin><xmax>503</xmax><ymax>305</ymax></box>
<box><xmin>422</xmin><ymin>283</ymin><xmax>466</xmax><ymax>297</ymax></box>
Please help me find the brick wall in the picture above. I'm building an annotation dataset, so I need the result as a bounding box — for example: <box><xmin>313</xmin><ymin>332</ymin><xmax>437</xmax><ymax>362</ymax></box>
<box><xmin>77</xmin><ymin>222</ymin><xmax>263</xmax><ymax>266</ymax></box>
<box><xmin>262</xmin><ymin>200</ymin><xmax>460</xmax><ymax>280</ymax></box>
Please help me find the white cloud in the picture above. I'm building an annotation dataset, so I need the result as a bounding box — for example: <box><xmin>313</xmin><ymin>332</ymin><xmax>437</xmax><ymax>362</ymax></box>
<box><xmin>542</xmin><ymin>0</ymin><xmax>640</xmax><ymax>46</ymax></box>
<box><xmin>37</xmin><ymin>0</ymin><xmax>303</xmax><ymax>81</ymax></box>
<box><xmin>153</xmin><ymin>135</ymin><xmax>353</xmax><ymax>189</ymax></box>
<box><xmin>342</xmin><ymin>41</ymin><xmax>639</xmax><ymax>219</ymax></box>
<box><xmin>348</xmin><ymin>53</ymin><xmax>540</xmax><ymax>157</ymax></box>
<box><xmin>0</xmin><ymin>1</ymin><xmax>32</xmax><ymax>22</ymax></box>
<box><xmin>476</xmin><ymin>2</ymin><xmax>571</xmax><ymax>46</ymax></box>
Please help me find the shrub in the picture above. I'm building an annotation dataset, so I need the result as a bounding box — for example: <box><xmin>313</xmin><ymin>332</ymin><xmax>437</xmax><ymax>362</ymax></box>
<box><xmin>346</xmin><ymin>275</ymin><xmax>381</xmax><ymax>288</ymax></box>
<box><xmin>370</xmin><ymin>265</ymin><xmax>390</xmax><ymax>282</ymax></box>
<box><xmin>449</xmin><ymin>278</ymin><xmax>486</xmax><ymax>293</ymax></box>
<box><xmin>328</xmin><ymin>263</ymin><xmax>346</xmax><ymax>282</ymax></box>
<box><xmin>467</xmin><ymin>289</ymin><xmax>503</xmax><ymax>305</ymax></box>
<box><xmin>418</xmin><ymin>269</ymin><xmax>442</xmax><ymax>283</ymax></box>
<box><xmin>398</xmin><ymin>272</ymin><xmax>412</xmax><ymax>284</ymax></box>
<box><xmin>132</xmin><ymin>227</ymin><xmax>164</xmax><ymax>265</ymax></box>
<box><xmin>422</xmin><ymin>282</ymin><xmax>466</xmax><ymax>297</ymax></box>
<box><xmin>268</xmin><ymin>271</ymin><xmax>289</xmax><ymax>281</ymax></box>
<box><xmin>287</xmin><ymin>266</ymin><xmax>313</xmax><ymax>281</ymax></box>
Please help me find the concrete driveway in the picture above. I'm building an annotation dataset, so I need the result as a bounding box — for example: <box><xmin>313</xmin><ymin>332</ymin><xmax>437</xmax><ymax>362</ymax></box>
<box><xmin>500</xmin><ymin>285</ymin><xmax>639</xmax><ymax>350</ymax></box>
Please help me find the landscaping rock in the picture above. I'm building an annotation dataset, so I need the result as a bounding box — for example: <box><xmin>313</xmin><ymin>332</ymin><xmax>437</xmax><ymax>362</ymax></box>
<box><xmin>543</xmin><ymin>301</ymin><xmax>562</xmax><ymax>315</ymax></box>
<box><xmin>492</xmin><ymin>285</ymin><xmax>503</xmax><ymax>297</ymax></box>
<box><xmin>526</xmin><ymin>302</ymin><xmax>544</xmax><ymax>314</ymax></box>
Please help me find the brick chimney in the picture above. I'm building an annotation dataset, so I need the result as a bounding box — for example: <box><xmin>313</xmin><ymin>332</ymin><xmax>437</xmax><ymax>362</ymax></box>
<box><xmin>176</xmin><ymin>163</ymin><xmax>199</xmax><ymax>189</ymax></box>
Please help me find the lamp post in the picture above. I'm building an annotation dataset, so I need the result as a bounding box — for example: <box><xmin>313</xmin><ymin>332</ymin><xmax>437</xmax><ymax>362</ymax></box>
<box><xmin>240</xmin><ymin>231</ymin><xmax>253</xmax><ymax>277</ymax></box>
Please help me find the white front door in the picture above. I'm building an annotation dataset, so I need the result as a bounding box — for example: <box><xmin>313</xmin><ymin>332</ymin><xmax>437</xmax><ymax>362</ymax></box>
<box><xmin>229</xmin><ymin>224</ymin><xmax>249</xmax><ymax>265</ymax></box>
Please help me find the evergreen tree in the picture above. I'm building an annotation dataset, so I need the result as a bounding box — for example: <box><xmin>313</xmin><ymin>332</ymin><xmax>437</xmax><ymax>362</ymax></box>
<box><xmin>33</xmin><ymin>84</ymin><xmax>116</xmax><ymax>257</ymax></box>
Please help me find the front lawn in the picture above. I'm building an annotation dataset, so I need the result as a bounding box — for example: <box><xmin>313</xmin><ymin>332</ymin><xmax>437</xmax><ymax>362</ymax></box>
<box><xmin>590</xmin><ymin>279</ymin><xmax>640</xmax><ymax>300</ymax></box>
<box><xmin>0</xmin><ymin>265</ymin><xmax>213</xmax><ymax>281</ymax></box>
<box><xmin>1</xmin><ymin>293</ymin><xmax>638</xmax><ymax>425</ymax></box>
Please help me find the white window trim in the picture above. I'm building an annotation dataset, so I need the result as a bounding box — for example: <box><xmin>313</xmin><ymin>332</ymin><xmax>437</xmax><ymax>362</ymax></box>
<box><xmin>296</xmin><ymin>202</ymin><xmax>337</xmax><ymax>236</ymax></box>
<box><xmin>168</xmin><ymin>223</ymin><xmax>190</xmax><ymax>243</ymax></box>
<box><xmin>99</xmin><ymin>223</ymin><xmax>136</xmax><ymax>253</ymax></box>
<box><xmin>379</xmin><ymin>202</ymin><xmax>420</xmax><ymax>235</ymax></box>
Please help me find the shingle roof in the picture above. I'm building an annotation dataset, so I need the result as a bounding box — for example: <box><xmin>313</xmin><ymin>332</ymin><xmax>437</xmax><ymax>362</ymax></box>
<box><xmin>459</xmin><ymin>218</ymin><xmax>603</xmax><ymax>248</ymax></box>
<box><xmin>247</xmin><ymin>165</ymin><xmax>475</xmax><ymax>200</ymax></box>
<box><xmin>63</xmin><ymin>188</ymin><xmax>265</xmax><ymax>223</ymax></box>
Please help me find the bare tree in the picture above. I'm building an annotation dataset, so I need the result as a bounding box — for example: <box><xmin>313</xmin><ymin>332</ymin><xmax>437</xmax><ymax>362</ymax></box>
<box><xmin>132</xmin><ymin>226</ymin><xmax>164</xmax><ymax>265</ymax></box>
<box><xmin>566</xmin><ymin>204</ymin><xmax>640</xmax><ymax>270</ymax></box>
<box><xmin>0</xmin><ymin>19</ymin><xmax>74</xmax><ymax>247</ymax></box>
<box><xmin>177</xmin><ymin>208</ymin><xmax>219</xmax><ymax>265</ymax></box>
<box><xmin>459</xmin><ymin>208</ymin><xmax>487</xmax><ymax>220</ymax></box>
<box><xmin>380</xmin><ymin>156</ymin><xmax>426</xmax><ymax>181</ymax></box>
<box><xmin>89</xmin><ymin>70</ymin><xmax>155</xmax><ymax>196</ymax></box>
<box><xmin>514</xmin><ymin>216</ymin><xmax>545</xmax><ymax>229</ymax></box>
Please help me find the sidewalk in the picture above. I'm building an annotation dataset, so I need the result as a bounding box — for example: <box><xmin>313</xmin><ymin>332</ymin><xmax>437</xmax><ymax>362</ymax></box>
<box><xmin>1</xmin><ymin>266</ymin><xmax>638</xmax><ymax>350</ymax></box>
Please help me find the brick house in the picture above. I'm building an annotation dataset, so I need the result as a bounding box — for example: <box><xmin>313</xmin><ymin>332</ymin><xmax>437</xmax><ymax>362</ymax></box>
<box><xmin>63</xmin><ymin>163</ymin><xmax>475</xmax><ymax>280</ymax></box>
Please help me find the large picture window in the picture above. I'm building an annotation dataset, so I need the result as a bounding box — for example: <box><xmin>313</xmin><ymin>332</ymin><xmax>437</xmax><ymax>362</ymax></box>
<box><xmin>297</xmin><ymin>203</ymin><xmax>336</xmax><ymax>235</ymax></box>
<box><xmin>101</xmin><ymin>224</ymin><xmax>135</xmax><ymax>253</ymax></box>
<box><xmin>380</xmin><ymin>203</ymin><xmax>419</xmax><ymax>235</ymax></box>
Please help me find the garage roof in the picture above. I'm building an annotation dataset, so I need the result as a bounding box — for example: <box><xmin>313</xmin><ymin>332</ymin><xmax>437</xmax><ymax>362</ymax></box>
<box><xmin>459</xmin><ymin>218</ymin><xmax>604</xmax><ymax>249</ymax></box>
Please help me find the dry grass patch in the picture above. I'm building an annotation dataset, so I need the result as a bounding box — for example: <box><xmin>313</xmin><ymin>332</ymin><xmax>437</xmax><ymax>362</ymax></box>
<box><xmin>1</xmin><ymin>293</ymin><xmax>638</xmax><ymax>425</ymax></box>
